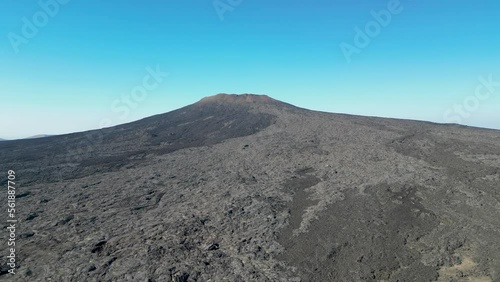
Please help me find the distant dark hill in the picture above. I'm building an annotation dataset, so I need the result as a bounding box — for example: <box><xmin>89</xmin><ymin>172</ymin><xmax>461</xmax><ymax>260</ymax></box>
<box><xmin>25</xmin><ymin>134</ymin><xmax>54</xmax><ymax>139</ymax></box>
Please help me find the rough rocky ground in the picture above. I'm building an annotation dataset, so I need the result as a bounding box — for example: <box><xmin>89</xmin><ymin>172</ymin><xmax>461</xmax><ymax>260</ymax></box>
<box><xmin>0</xmin><ymin>94</ymin><xmax>499</xmax><ymax>281</ymax></box>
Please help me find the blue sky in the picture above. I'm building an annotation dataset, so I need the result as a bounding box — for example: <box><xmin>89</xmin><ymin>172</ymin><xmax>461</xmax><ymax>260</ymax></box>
<box><xmin>1</xmin><ymin>0</ymin><xmax>499</xmax><ymax>139</ymax></box>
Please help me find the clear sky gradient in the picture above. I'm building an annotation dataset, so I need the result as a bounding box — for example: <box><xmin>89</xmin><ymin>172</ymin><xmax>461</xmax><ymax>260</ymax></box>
<box><xmin>1</xmin><ymin>0</ymin><xmax>499</xmax><ymax>139</ymax></box>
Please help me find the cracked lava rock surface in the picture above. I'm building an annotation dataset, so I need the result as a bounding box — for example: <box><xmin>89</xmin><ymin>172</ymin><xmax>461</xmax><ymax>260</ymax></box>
<box><xmin>1</xmin><ymin>94</ymin><xmax>499</xmax><ymax>281</ymax></box>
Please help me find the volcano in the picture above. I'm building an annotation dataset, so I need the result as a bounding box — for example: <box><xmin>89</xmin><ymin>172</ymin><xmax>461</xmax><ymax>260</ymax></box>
<box><xmin>1</xmin><ymin>94</ymin><xmax>499</xmax><ymax>281</ymax></box>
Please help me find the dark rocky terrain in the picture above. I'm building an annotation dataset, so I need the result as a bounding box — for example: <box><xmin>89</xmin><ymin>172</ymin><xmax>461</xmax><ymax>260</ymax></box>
<box><xmin>1</xmin><ymin>94</ymin><xmax>499</xmax><ymax>281</ymax></box>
